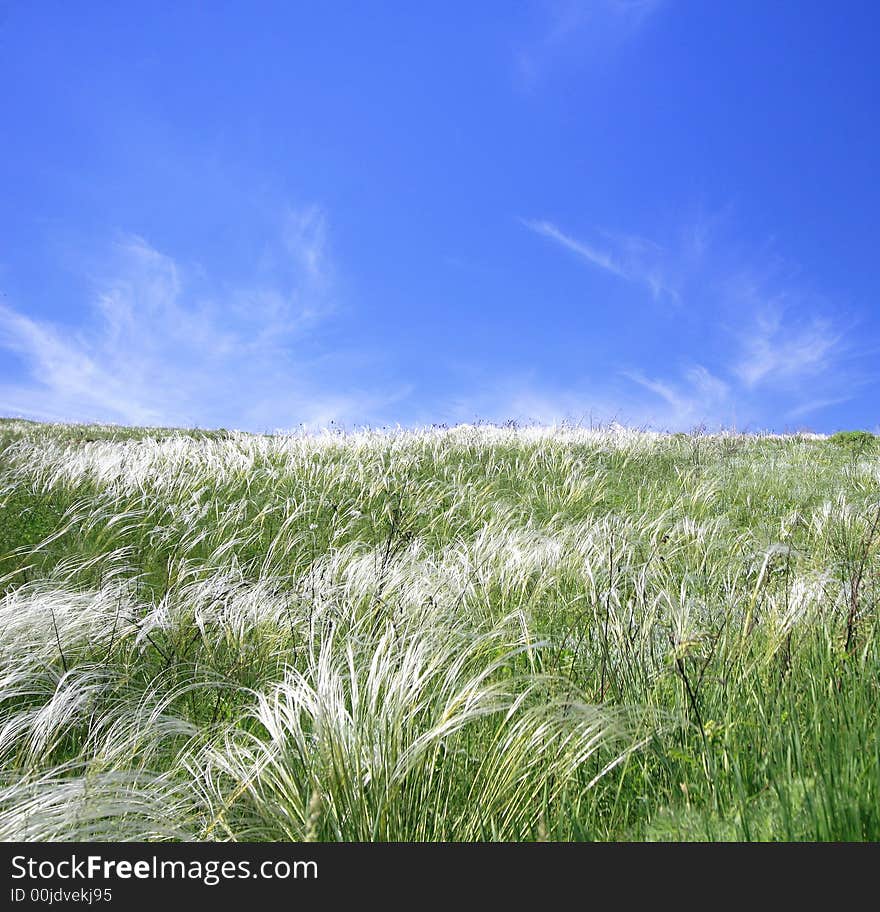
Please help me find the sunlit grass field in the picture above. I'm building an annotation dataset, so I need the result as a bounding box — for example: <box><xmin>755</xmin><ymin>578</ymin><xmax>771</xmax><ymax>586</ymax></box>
<box><xmin>1</xmin><ymin>417</ymin><xmax>878</xmax><ymax>841</ymax></box>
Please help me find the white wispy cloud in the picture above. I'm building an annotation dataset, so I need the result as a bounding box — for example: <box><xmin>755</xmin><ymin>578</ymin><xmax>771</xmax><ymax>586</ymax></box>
<box><xmin>521</xmin><ymin>218</ymin><xmax>680</xmax><ymax>301</ymax></box>
<box><xmin>521</xmin><ymin>219</ymin><xmax>626</xmax><ymax>278</ymax></box>
<box><xmin>281</xmin><ymin>204</ymin><xmax>329</xmax><ymax>285</ymax></box>
<box><xmin>432</xmin><ymin>360</ymin><xmax>733</xmax><ymax>432</ymax></box>
<box><xmin>624</xmin><ymin>365</ymin><xmax>732</xmax><ymax>428</ymax></box>
<box><xmin>497</xmin><ymin>209</ymin><xmax>875</xmax><ymax>430</ymax></box>
<box><xmin>515</xmin><ymin>0</ymin><xmax>663</xmax><ymax>89</ymax></box>
<box><xmin>785</xmin><ymin>395</ymin><xmax>853</xmax><ymax>421</ymax></box>
<box><xmin>733</xmin><ymin>311</ymin><xmax>843</xmax><ymax>390</ymax></box>
<box><xmin>0</xmin><ymin>208</ymin><xmax>406</xmax><ymax>430</ymax></box>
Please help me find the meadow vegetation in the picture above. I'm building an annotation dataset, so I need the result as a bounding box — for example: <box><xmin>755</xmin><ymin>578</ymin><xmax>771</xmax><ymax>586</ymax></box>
<box><xmin>0</xmin><ymin>417</ymin><xmax>878</xmax><ymax>841</ymax></box>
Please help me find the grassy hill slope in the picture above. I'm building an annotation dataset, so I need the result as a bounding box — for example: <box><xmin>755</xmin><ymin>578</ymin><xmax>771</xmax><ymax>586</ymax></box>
<box><xmin>1</xmin><ymin>421</ymin><xmax>878</xmax><ymax>840</ymax></box>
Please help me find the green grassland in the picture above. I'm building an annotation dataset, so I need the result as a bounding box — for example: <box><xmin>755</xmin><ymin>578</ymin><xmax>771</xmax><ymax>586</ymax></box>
<box><xmin>0</xmin><ymin>418</ymin><xmax>878</xmax><ymax>840</ymax></box>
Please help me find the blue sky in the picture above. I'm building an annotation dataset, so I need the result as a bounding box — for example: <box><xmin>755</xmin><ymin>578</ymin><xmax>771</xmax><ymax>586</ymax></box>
<box><xmin>1</xmin><ymin>1</ymin><xmax>878</xmax><ymax>432</ymax></box>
